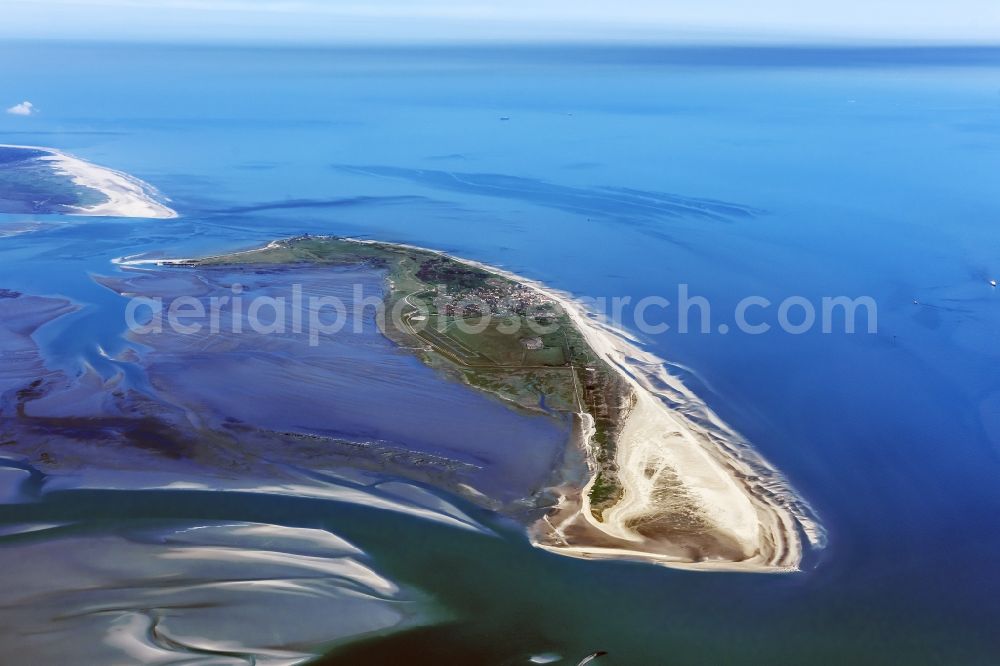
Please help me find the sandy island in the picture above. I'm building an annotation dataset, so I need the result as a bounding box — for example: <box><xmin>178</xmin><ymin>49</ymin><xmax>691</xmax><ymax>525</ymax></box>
<box><xmin>118</xmin><ymin>237</ymin><xmax>825</xmax><ymax>572</ymax></box>
<box><xmin>0</xmin><ymin>144</ymin><xmax>177</xmax><ymax>219</ymax></box>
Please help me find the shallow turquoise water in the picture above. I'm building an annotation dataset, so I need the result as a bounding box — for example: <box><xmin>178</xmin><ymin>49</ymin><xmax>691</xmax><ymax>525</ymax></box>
<box><xmin>1</xmin><ymin>43</ymin><xmax>999</xmax><ymax>663</ymax></box>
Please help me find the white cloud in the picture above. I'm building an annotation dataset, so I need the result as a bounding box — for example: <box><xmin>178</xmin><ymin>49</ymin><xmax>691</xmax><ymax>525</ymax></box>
<box><xmin>6</xmin><ymin>101</ymin><xmax>35</xmax><ymax>116</ymax></box>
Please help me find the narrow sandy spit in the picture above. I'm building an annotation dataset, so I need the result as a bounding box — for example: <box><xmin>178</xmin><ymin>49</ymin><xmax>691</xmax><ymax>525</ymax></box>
<box><xmin>0</xmin><ymin>144</ymin><xmax>177</xmax><ymax>219</ymax></box>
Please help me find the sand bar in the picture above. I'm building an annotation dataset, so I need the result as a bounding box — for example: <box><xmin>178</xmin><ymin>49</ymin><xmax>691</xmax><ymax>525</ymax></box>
<box><xmin>0</xmin><ymin>144</ymin><xmax>177</xmax><ymax>219</ymax></box>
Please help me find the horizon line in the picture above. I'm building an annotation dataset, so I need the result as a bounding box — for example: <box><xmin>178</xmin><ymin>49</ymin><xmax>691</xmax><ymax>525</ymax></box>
<box><xmin>6</xmin><ymin>36</ymin><xmax>1000</xmax><ymax>50</ymax></box>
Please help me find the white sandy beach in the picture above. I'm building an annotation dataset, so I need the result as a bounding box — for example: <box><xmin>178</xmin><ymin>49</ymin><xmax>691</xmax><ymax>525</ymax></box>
<box><xmin>351</xmin><ymin>238</ymin><xmax>825</xmax><ymax>571</ymax></box>
<box><xmin>0</xmin><ymin>144</ymin><xmax>177</xmax><ymax>219</ymax></box>
<box><xmin>495</xmin><ymin>267</ymin><xmax>824</xmax><ymax>570</ymax></box>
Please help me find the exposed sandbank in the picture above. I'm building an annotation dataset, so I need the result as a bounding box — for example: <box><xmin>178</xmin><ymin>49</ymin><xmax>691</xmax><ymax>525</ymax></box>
<box><xmin>0</xmin><ymin>144</ymin><xmax>177</xmax><ymax>219</ymax></box>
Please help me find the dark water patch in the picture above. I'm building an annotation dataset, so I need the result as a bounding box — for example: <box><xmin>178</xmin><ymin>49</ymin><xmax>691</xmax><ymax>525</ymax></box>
<box><xmin>234</xmin><ymin>161</ymin><xmax>280</xmax><ymax>170</ymax></box>
<box><xmin>10</xmin><ymin>415</ymin><xmax>194</xmax><ymax>459</ymax></box>
<box><xmin>14</xmin><ymin>379</ymin><xmax>46</xmax><ymax>407</ymax></box>
<box><xmin>206</xmin><ymin>194</ymin><xmax>432</xmax><ymax>215</ymax></box>
<box><xmin>424</xmin><ymin>153</ymin><xmax>469</xmax><ymax>161</ymax></box>
<box><xmin>336</xmin><ymin>165</ymin><xmax>764</xmax><ymax>230</ymax></box>
<box><xmin>313</xmin><ymin>621</ymin><xmax>553</xmax><ymax>665</ymax></box>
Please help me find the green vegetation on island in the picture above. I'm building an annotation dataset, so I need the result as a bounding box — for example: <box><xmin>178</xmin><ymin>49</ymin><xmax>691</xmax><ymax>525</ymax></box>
<box><xmin>183</xmin><ymin>235</ymin><xmax>634</xmax><ymax>517</ymax></box>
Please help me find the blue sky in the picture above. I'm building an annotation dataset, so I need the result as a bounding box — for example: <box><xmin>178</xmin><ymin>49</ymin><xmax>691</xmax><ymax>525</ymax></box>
<box><xmin>2</xmin><ymin>0</ymin><xmax>998</xmax><ymax>44</ymax></box>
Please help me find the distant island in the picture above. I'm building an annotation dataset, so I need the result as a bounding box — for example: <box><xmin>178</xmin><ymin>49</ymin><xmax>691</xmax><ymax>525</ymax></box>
<box><xmin>0</xmin><ymin>144</ymin><xmax>176</xmax><ymax>218</ymax></box>
<box><xmin>156</xmin><ymin>236</ymin><xmax>823</xmax><ymax>571</ymax></box>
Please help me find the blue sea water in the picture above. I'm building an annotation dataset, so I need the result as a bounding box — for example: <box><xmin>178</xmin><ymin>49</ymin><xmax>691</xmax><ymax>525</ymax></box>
<box><xmin>1</xmin><ymin>42</ymin><xmax>1000</xmax><ymax>663</ymax></box>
